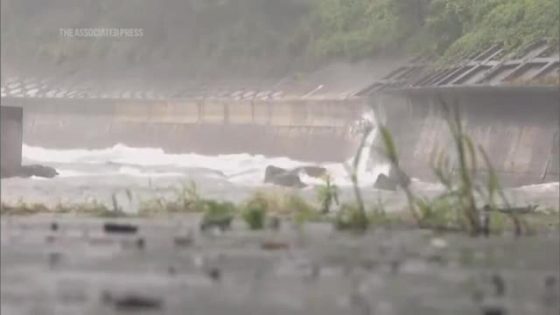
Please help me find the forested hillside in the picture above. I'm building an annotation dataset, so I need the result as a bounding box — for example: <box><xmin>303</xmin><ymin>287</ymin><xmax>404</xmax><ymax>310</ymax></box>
<box><xmin>1</xmin><ymin>0</ymin><xmax>558</xmax><ymax>78</ymax></box>
<box><xmin>309</xmin><ymin>0</ymin><xmax>559</xmax><ymax>61</ymax></box>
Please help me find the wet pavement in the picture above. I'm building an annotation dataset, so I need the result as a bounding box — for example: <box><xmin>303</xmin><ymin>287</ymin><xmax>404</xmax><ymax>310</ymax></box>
<box><xmin>1</xmin><ymin>216</ymin><xmax>559</xmax><ymax>315</ymax></box>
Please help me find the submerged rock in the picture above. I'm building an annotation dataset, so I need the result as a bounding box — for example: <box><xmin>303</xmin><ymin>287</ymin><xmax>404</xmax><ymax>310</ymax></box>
<box><xmin>264</xmin><ymin>165</ymin><xmax>286</xmax><ymax>180</ymax></box>
<box><xmin>389</xmin><ymin>166</ymin><xmax>411</xmax><ymax>187</ymax></box>
<box><xmin>1</xmin><ymin>164</ymin><xmax>59</xmax><ymax>178</ymax></box>
<box><xmin>373</xmin><ymin>174</ymin><xmax>398</xmax><ymax>191</ymax></box>
<box><xmin>264</xmin><ymin>165</ymin><xmax>305</xmax><ymax>188</ymax></box>
<box><xmin>373</xmin><ymin>166</ymin><xmax>411</xmax><ymax>191</ymax></box>
<box><xmin>296</xmin><ymin>166</ymin><xmax>327</xmax><ymax>178</ymax></box>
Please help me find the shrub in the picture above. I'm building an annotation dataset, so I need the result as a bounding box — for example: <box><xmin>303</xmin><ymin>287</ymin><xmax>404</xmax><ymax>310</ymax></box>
<box><xmin>334</xmin><ymin>203</ymin><xmax>369</xmax><ymax>231</ymax></box>
<box><xmin>241</xmin><ymin>196</ymin><xmax>268</xmax><ymax>230</ymax></box>
<box><xmin>315</xmin><ymin>174</ymin><xmax>339</xmax><ymax>214</ymax></box>
<box><xmin>200</xmin><ymin>200</ymin><xmax>236</xmax><ymax>231</ymax></box>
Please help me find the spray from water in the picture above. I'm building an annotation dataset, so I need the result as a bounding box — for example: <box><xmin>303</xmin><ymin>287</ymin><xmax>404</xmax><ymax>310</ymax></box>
<box><xmin>349</xmin><ymin>110</ymin><xmax>390</xmax><ymax>184</ymax></box>
<box><xmin>20</xmin><ymin>110</ymin><xmax>391</xmax><ymax>187</ymax></box>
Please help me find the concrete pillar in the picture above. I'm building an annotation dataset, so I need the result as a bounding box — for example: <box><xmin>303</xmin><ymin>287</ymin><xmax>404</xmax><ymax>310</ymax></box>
<box><xmin>1</xmin><ymin>106</ymin><xmax>23</xmax><ymax>177</ymax></box>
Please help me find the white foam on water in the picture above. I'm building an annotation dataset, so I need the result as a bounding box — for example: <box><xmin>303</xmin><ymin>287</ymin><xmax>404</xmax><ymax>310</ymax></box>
<box><xmin>516</xmin><ymin>181</ymin><xmax>559</xmax><ymax>192</ymax></box>
<box><xmin>56</xmin><ymin>169</ymin><xmax>95</xmax><ymax>177</ymax></box>
<box><xmin>22</xmin><ymin>143</ymin><xmax>387</xmax><ymax>187</ymax></box>
<box><xmin>116</xmin><ymin>166</ymin><xmax>186</xmax><ymax>178</ymax></box>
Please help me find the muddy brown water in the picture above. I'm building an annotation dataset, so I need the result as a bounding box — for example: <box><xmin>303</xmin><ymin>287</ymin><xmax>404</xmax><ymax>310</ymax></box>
<box><xmin>1</xmin><ymin>215</ymin><xmax>558</xmax><ymax>315</ymax></box>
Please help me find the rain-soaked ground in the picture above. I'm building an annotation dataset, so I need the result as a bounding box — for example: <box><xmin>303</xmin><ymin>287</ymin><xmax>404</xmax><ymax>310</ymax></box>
<box><xmin>1</xmin><ymin>215</ymin><xmax>558</xmax><ymax>315</ymax></box>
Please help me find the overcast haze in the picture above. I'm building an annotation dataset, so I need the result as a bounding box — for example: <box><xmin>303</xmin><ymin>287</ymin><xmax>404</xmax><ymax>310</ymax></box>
<box><xmin>1</xmin><ymin>0</ymin><xmax>312</xmax><ymax>80</ymax></box>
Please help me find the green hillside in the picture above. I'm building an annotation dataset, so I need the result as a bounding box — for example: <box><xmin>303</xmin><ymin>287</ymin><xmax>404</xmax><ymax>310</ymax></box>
<box><xmin>309</xmin><ymin>0</ymin><xmax>559</xmax><ymax>62</ymax></box>
<box><xmin>1</xmin><ymin>0</ymin><xmax>558</xmax><ymax>77</ymax></box>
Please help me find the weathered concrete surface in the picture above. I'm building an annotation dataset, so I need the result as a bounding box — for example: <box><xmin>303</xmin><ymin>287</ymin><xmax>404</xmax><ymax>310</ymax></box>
<box><xmin>0</xmin><ymin>106</ymin><xmax>23</xmax><ymax>177</ymax></box>
<box><xmin>2</xmin><ymin>57</ymin><xmax>401</xmax><ymax>162</ymax></box>
<box><xmin>1</xmin><ymin>216</ymin><xmax>559</xmax><ymax>315</ymax></box>
<box><xmin>372</xmin><ymin>86</ymin><xmax>560</xmax><ymax>186</ymax></box>
<box><xmin>17</xmin><ymin>98</ymin><xmax>366</xmax><ymax>161</ymax></box>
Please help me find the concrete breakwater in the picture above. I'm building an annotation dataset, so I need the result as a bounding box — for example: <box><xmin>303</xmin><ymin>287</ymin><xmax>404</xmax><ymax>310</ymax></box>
<box><xmin>0</xmin><ymin>106</ymin><xmax>23</xmax><ymax>175</ymax></box>
<box><xmin>14</xmin><ymin>97</ymin><xmax>367</xmax><ymax>162</ymax></box>
<box><xmin>3</xmin><ymin>84</ymin><xmax>558</xmax><ymax>185</ymax></box>
<box><xmin>372</xmin><ymin>86</ymin><xmax>560</xmax><ymax>186</ymax></box>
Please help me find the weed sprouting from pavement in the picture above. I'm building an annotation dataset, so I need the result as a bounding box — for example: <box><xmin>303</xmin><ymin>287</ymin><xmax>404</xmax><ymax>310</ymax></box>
<box><xmin>316</xmin><ymin>174</ymin><xmax>339</xmax><ymax>214</ymax></box>
<box><xmin>139</xmin><ymin>180</ymin><xmax>206</xmax><ymax>216</ymax></box>
<box><xmin>178</xmin><ymin>180</ymin><xmax>205</xmax><ymax>211</ymax></box>
<box><xmin>288</xmin><ymin>193</ymin><xmax>320</xmax><ymax>226</ymax></box>
<box><xmin>200</xmin><ymin>200</ymin><xmax>236</xmax><ymax>231</ymax></box>
<box><xmin>1</xmin><ymin>201</ymin><xmax>49</xmax><ymax>216</ymax></box>
<box><xmin>242</xmin><ymin>194</ymin><xmax>268</xmax><ymax>230</ymax></box>
<box><xmin>334</xmin><ymin>203</ymin><xmax>369</xmax><ymax>231</ymax></box>
<box><xmin>240</xmin><ymin>191</ymin><xmax>319</xmax><ymax>228</ymax></box>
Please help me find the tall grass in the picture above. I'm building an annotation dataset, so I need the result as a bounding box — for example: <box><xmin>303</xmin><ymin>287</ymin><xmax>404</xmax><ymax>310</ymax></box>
<box><xmin>374</xmin><ymin>98</ymin><xmax>530</xmax><ymax>236</ymax></box>
<box><xmin>377</xmin><ymin>124</ymin><xmax>421</xmax><ymax>225</ymax></box>
<box><xmin>337</xmin><ymin>126</ymin><xmax>373</xmax><ymax>231</ymax></box>
<box><xmin>315</xmin><ymin>174</ymin><xmax>339</xmax><ymax>214</ymax></box>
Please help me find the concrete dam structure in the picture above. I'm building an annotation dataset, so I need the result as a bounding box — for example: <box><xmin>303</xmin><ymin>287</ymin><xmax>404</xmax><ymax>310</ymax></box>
<box><xmin>0</xmin><ymin>106</ymin><xmax>23</xmax><ymax>176</ymax></box>
<box><xmin>1</xmin><ymin>60</ymin><xmax>395</xmax><ymax>163</ymax></box>
<box><xmin>365</xmin><ymin>42</ymin><xmax>560</xmax><ymax>186</ymax></box>
<box><xmin>1</xmin><ymin>43</ymin><xmax>558</xmax><ymax>185</ymax></box>
<box><xmin>14</xmin><ymin>97</ymin><xmax>367</xmax><ymax>162</ymax></box>
<box><xmin>371</xmin><ymin>87</ymin><xmax>559</xmax><ymax>186</ymax></box>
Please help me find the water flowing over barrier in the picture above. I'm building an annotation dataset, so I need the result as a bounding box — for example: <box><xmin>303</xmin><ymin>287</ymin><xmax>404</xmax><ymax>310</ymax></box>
<box><xmin>3</xmin><ymin>85</ymin><xmax>558</xmax><ymax>186</ymax></box>
<box><xmin>12</xmin><ymin>97</ymin><xmax>368</xmax><ymax>163</ymax></box>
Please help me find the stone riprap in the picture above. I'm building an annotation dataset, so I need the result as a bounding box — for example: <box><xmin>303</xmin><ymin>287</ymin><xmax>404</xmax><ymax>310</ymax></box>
<box><xmin>1</xmin><ymin>216</ymin><xmax>558</xmax><ymax>315</ymax></box>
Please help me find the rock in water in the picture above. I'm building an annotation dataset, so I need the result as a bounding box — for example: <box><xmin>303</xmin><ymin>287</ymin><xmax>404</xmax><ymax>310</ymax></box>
<box><xmin>296</xmin><ymin>166</ymin><xmax>327</xmax><ymax>178</ymax></box>
<box><xmin>388</xmin><ymin>166</ymin><xmax>410</xmax><ymax>187</ymax></box>
<box><xmin>264</xmin><ymin>165</ymin><xmax>287</xmax><ymax>180</ymax></box>
<box><xmin>373</xmin><ymin>166</ymin><xmax>411</xmax><ymax>191</ymax></box>
<box><xmin>264</xmin><ymin>165</ymin><xmax>305</xmax><ymax>188</ymax></box>
<box><xmin>373</xmin><ymin>174</ymin><xmax>398</xmax><ymax>191</ymax></box>
<box><xmin>270</xmin><ymin>173</ymin><xmax>306</xmax><ymax>188</ymax></box>
<box><xmin>18</xmin><ymin>165</ymin><xmax>58</xmax><ymax>178</ymax></box>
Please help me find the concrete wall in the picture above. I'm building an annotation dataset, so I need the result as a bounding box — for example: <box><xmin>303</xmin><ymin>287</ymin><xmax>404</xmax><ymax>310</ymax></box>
<box><xmin>10</xmin><ymin>85</ymin><xmax>558</xmax><ymax>185</ymax></box>
<box><xmin>17</xmin><ymin>98</ymin><xmax>367</xmax><ymax>162</ymax></box>
<box><xmin>0</xmin><ymin>106</ymin><xmax>23</xmax><ymax>176</ymax></box>
<box><xmin>372</xmin><ymin>87</ymin><xmax>560</xmax><ymax>186</ymax></box>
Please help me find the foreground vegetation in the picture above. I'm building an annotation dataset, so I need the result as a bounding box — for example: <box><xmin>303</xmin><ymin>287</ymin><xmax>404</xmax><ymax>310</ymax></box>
<box><xmin>1</xmin><ymin>193</ymin><xmax>557</xmax><ymax>236</ymax></box>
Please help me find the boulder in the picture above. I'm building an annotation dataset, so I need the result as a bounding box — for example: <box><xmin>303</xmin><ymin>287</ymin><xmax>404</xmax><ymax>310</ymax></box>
<box><xmin>373</xmin><ymin>174</ymin><xmax>398</xmax><ymax>191</ymax></box>
<box><xmin>264</xmin><ymin>166</ymin><xmax>305</xmax><ymax>188</ymax></box>
<box><xmin>18</xmin><ymin>165</ymin><xmax>59</xmax><ymax>178</ymax></box>
<box><xmin>296</xmin><ymin>166</ymin><xmax>327</xmax><ymax>178</ymax></box>
<box><xmin>373</xmin><ymin>166</ymin><xmax>410</xmax><ymax>191</ymax></box>
<box><xmin>388</xmin><ymin>166</ymin><xmax>410</xmax><ymax>188</ymax></box>
<box><xmin>264</xmin><ymin>165</ymin><xmax>286</xmax><ymax>180</ymax></box>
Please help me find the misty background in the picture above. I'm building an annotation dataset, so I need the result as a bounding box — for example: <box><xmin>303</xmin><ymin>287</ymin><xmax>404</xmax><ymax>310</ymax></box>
<box><xmin>3</xmin><ymin>0</ymin><xmax>557</xmax><ymax>83</ymax></box>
